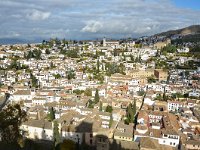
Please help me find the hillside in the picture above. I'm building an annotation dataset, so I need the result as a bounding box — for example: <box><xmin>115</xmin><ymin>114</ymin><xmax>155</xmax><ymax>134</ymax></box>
<box><xmin>154</xmin><ymin>25</ymin><xmax>200</xmax><ymax>37</ymax></box>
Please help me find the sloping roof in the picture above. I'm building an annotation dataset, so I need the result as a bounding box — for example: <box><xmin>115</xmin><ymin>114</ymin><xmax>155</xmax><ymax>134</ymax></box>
<box><xmin>23</xmin><ymin>119</ymin><xmax>52</xmax><ymax>130</ymax></box>
<box><xmin>140</xmin><ymin>137</ymin><xmax>157</xmax><ymax>149</ymax></box>
<box><xmin>13</xmin><ymin>90</ymin><xmax>31</xmax><ymax>95</ymax></box>
<box><xmin>109</xmin><ymin>139</ymin><xmax>139</xmax><ymax>150</ymax></box>
<box><xmin>140</xmin><ymin>137</ymin><xmax>175</xmax><ymax>150</ymax></box>
<box><xmin>186</xmin><ymin>140</ymin><xmax>200</xmax><ymax>146</ymax></box>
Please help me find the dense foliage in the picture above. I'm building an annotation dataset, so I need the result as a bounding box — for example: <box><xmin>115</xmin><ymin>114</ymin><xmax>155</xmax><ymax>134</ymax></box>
<box><xmin>0</xmin><ymin>104</ymin><xmax>27</xmax><ymax>143</ymax></box>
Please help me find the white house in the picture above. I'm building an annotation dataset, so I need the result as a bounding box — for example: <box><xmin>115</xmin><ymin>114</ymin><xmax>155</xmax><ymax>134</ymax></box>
<box><xmin>21</xmin><ymin>119</ymin><xmax>53</xmax><ymax>140</ymax></box>
<box><xmin>158</xmin><ymin>130</ymin><xmax>180</xmax><ymax>147</ymax></box>
<box><xmin>168</xmin><ymin>101</ymin><xmax>184</xmax><ymax>111</ymax></box>
<box><xmin>188</xmin><ymin>91</ymin><xmax>200</xmax><ymax>97</ymax></box>
<box><xmin>177</xmin><ymin>47</ymin><xmax>189</xmax><ymax>53</ymax></box>
<box><xmin>11</xmin><ymin>90</ymin><xmax>34</xmax><ymax>103</ymax></box>
<box><xmin>144</xmin><ymin>97</ymin><xmax>155</xmax><ymax>106</ymax></box>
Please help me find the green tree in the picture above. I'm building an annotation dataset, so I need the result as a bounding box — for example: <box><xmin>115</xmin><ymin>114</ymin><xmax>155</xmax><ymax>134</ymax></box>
<box><xmin>94</xmin><ymin>89</ymin><xmax>100</xmax><ymax>104</ymax></box>
<box><xmin>54</xmin><ymin>74</ymin><xmax>61</xmax><ymax>79</ymax></box>
<box><xmin>127</xmin><ymin>104</ymin><xmax>132</xmax><ymax>123</ymax></box>
<box><xmin>84</xmin><ymin>88</ymin><xmax>92</xmax><ymax>96</ymax></box>
<box><xmin>30</xmin><ymin>73</ymin><xmax>38</xmax><ymax>88</ymax></box>
<box><xmin>105</xmin><ymin>63</ymin><xmax>117</xmax><ymax>76</ymax></box>
<box><xmin>45</xmin><ymin>49</ymin><xmax>50</xmax><ymax>54</ymax></box>
<box><xmin>118</xmin><ymin>63</ymin><xmax>125</xmax><ymax>74</ymax></box>
<box><xmin>27</xmin><ymin>49</ymin><xmax>42</xmax><ymax>60</ymax></box>
<box><xmin>66</xmin><ymin>49</ymin><xmax>79</xmax><ymax>58</ymax></box>
<box><xmin>133</xmin><ymin>99</ymin><xmax>136</xmax><ymax>119</ymax></box>
<box><xmin>176</xmin><ymin>92</ymin><xmax>184</xmax><ymax>99</ymax></box>
<box><xmin>99</xmin><ymin>101</ymin><xmax>102</xmax><ymax>111</ymax></box>
<box><xmin>127</xmin><ymin>103</ymin><xmax>135</xmax><ymax>123</ymax></box>
<box><xmin>9</xmin><ymin>60</ymin><xmax>18</xmax><ymax>69</ymax></box>
<box><xmin>97</xmin><ymin>59</ymin><xmax>100</xmax><ymax>73</ymax></box>
<box><xmin>50</xmin><ymin>61</ymin><xmax>55</xmax><ymax>68</ymax></box>
<box><xmin>147</xmin><ymin>76</ymin><xmax>157</xmax><ymax>83</ymax></box>
<box><xmin>27</xmin><ymin>51</ymin><xmax>33</xmax><ymax>60</ymax></box>
<box><xmin>88</xmin><ymin>99</ymin><xmax>94</xmax><ymax>108</ymax></box>
<box><xmin>60</xmin><ymin>48</ymin><xmax>66</xmax><ymax>55</ymax></box>
<box><xmin>94</xmin><ymin>73</ymin><xmax>104</xmax><ymax>84</ymax></box>
<box><xmin>105</xmin><ymin>105</ymin><xmax>113</xmax><ymax>113</ymax></box>
<box><xmin>58</xmin><ymin>139</ymin><xmax>76</xmax><ymax>150</ymax></box>
<box><xmin>47</xmin><ymin>107</ymin><xmax>55</xmax><ymax>122</ymax></box>
<box><xmin>33</xmin><ymin>49</ymin><xmax>42</xmax><ymax>60</ymax></box>
<box><xmin>130</xmin><ymin>55</ymin><xmax>134</xmax><ymax>62</ymax></box>
<box><xmin>163</xmin><ymin>93</ymin><xmax>168</xmax><ymax>101</ymax></box>
<box><xmin>0</xmin><ymin>82</ymin><xmax>3</xmax><ymax>87</ymax></box>
<box><xmin>0</xmin><ymin>104</ymin><xmax>27</xmax><ymax>143</ymax></box>
<box><xmin>66</xmin><ymin>70</ymin><xmax>75</xmax><ymax>80</ymax></box>
<box><xmin>114</xmin><ymin>49</ymin><xmax>118</xmax><ymax>56</ymax></box>
<box><xmin>53</xmin><ymin>121</ymin><xmax>61</xmax><ymax>147</ymax></box>
<box><xmin>161</xmin><ymin>44</ymin><xmax>177</xmax><ymax>53</ymax></box>
<box><xmin>137</xmin><ymin>90</ymin><xmax>145</xmax><ymax>96</ymax></box>
<box><xmin>109</xmin><ymin>113</ymin><xmax>113</xmax><ymax>128</ymax></box>
<box><xmin>155</xmin><ymin>94</ymin><xmax>162</xmax><ymax>100</ymax></box>
<box><xmin>73</xmin><ymin>89</ymin><xmax>84</xmax><ymax>95</ymax></box>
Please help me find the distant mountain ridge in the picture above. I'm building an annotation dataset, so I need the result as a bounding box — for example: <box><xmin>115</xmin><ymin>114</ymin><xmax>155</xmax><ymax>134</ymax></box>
<box><xmin>0</xmin><ymin>38</ymin><xmax>29</xmax><ymax>45</ymax></box>
<box><xmin>0</xmin><ymin>38</ymin><xmax>42</xmax><ymax>45</ymax></box>
<box><xmin>154</xmin><ymin>25</ymin><xmax>200</xmax><ymax>37</ymax></box>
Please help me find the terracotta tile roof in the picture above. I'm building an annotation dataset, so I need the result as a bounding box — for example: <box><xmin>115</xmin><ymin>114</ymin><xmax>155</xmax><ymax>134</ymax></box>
<box><xmin>149</xmin><ymin>128</ymin><xmax>162</xmax><ymax>138</ymax></box>
<box><xmin>137</xmin><ymin>110</ymin><xmax>149</xmax><ymax>121</ymax></box>
<box><xmin>13</xmin><ymin>90</ymin><xmax>31</xmax><ymax>95</ymax></box>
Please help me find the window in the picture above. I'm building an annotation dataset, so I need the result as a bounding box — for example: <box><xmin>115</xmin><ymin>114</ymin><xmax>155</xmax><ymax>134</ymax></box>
<box><xmin>90</xmin><ymin>133</ymin><xmax>93</xmax><ymax>138</ymax></box>
<box><xmin>170</xmin><ymin>142</ymin><xmax>172</xmax><ymax>145</ymax></box>
<box><xmin>90</xmin><ymin>139</ymin><xmax>92</xmax><ymax>145</ymax></box>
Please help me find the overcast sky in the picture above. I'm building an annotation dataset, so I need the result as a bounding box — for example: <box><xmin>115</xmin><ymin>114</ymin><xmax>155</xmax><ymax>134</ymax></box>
<box><xmin>0</xmin><ymin>0</ymin><xmax>200</xmax><ymax>42</ymax></box>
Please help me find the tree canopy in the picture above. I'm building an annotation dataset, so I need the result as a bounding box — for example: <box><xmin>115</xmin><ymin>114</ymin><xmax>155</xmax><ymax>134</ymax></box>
<box><xmin>26</xmin><ymin>49</ymin><xmax>42</xmax><ymax>60</ymax></box>
<box><xmin>57</xmin><ymin>139</ymin><xmax>76</xmax><ymax>150</ymax></box>
<box><xmin>0</xmin><ymin>104</ymin><xmax>27</xmax><ymax>143</ymax></box>
<box><xmin>105</xmin><ymin>105</ymin><xmax>113</xmax><ymax>113</ymax></box>
<box><xmin>66</xmin><ymin>70</ymin><xmax>75</xmax><ymax>80</ymax></box>
<box><xmin>30</xmin><ymin>73</ymin><xmax>39</xmax><ymax>88</ymax></box>
<box><xmin>161</xmin><ymin>44</ymin><xmax>177</xmax><ymax>53</ymax></box>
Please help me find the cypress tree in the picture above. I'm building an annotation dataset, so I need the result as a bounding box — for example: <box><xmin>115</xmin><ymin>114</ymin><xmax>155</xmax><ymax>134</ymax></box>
<box><xmin>48</xmin><ymin>107</ymin><xmax>55</xmax><ymax>121</ymax></box>
<box><xmin>99</xmin><ymin>101</ymin><xmax>102</xmax><ymax>111</ymax></box>
<box><xmin>53</xmin><ymin>121</ymin><xmax>61</xmax><ymax>147</ymax></box>
<box><xmin>94</xmin><ymin>89</ymin><xmax>100</xmax><ymax>104</ymax></box>
<box><xmin>133</xmin><ymin>99</ymin><xmax>136</xmax><ymax>118</ymax></box>
<box><xmin>97</xmin><ymin>59</ymin><xmax>100</xmax><ymax>73</ymax></box>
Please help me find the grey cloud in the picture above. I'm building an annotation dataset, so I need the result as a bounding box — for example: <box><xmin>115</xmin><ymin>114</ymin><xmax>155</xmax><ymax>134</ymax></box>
<box><xmin>81</xmin><ymin>21</ymin><xmax>103</xmax><ymax>33</ymax></box>
<box><xmin>0</xmin><ymin>0</ymin><xmax>200</xmax><ymax>41</ymax></box>
<box><xmin>26</xmin><ymin>9</ymin><xmax>51</xmax><ymax>21</ymax></box>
